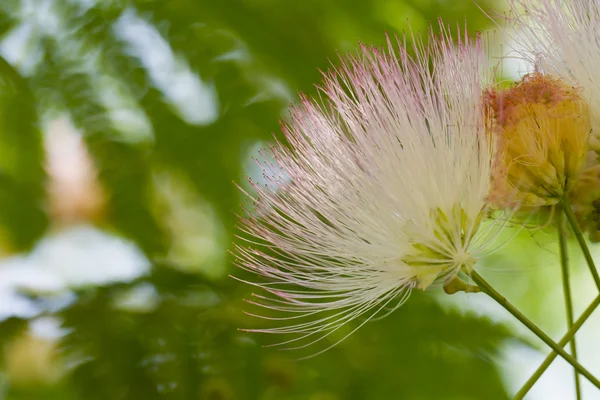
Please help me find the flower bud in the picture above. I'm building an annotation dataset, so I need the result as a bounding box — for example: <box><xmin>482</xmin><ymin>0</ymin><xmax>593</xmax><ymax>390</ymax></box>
<box><xmin>486</xmin><ymin>73</ymin><xmax>590</xmax><ymax>208</ymax></box>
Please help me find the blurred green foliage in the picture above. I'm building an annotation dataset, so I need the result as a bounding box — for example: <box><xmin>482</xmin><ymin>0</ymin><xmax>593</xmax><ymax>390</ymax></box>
<box><xmin>0</xmin><ymin>0</ymin><xmax>521</xmax><ymax>399</ymax></box>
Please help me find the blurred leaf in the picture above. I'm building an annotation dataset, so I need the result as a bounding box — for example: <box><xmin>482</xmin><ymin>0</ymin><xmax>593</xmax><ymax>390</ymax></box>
<box><xmin>0</xmin><ymin>318</ymin><xmax>28</xmax><ymax>364</ymax></box>
<box><xmin>32</xmin><ymin>36</ymin><xmax>167</xmax><ymax>256</ymax></box>
<box><xmin>59</xmin><ymin>279</ymin><xmax>513</xmax><ymax>400</ymax></box>
<box><xmin>0</xmin><ymin>57</ymin><xmax>47</xmax><ymax>250</ymax></box>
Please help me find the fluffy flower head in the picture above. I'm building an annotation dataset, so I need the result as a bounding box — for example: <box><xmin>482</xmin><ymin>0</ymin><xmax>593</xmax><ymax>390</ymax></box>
<box><xmin>236</xmin><ymin>28</ymin><xmax>500</xmax><ymax>351</ymax></box>
<box><xmin>510</xmin><ymin>0</ymin><xmax>600</xmax><ymax>149</ymax></box>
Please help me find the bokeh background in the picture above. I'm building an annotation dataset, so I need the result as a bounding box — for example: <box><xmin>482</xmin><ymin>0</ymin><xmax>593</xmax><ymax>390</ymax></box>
<box><xmin>0</xmin><ymin>0</ymin><xmax>599</xmax><ymax>399</ymax></box>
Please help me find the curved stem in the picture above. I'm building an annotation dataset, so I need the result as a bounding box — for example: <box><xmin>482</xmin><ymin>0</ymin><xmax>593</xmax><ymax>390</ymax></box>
<box><xmin>557</xmin><ymin>208</ymin><xmax>582</xmax><ymax>399</ymax></box>
<box><xmin>469</xmin><ymin>271</ymin><xmax>600</xmax><ymax>390</ymax></box>
<box><xmin>514</xmin><ymin>295</ymin><xmax>600</xmax><ymax>399</ymax></box>
<box><xmin>562</xmin><ymin>197</ymin><xmax>600</xmax><ymax>291</ymax></box>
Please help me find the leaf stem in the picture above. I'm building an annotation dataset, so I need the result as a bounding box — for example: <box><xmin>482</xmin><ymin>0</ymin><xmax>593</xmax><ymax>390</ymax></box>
<box><xmin>513</xmin><ymin>294</ymin><xmax>600</xmax><ymax>399</ymax></box>
<box><xmin>469</xmin><ymin>270</ymin><xmax>600</xmax><ymax>391</ymax></box>
<box><xmin>562</xmin><ymin>197</ymin><xmax>600</xmax><ymax>291</ymax></box>
<box><xmin>557</xmin><ymin>207</ymin><xmax>581</xmax><ymax>400</ymax></box>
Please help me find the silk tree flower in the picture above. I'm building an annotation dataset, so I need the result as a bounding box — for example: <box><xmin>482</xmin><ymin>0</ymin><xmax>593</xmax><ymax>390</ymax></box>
<box><xmin>485</xmin><ymin>73</ymin><xmax>590</xmax><ymax>208</ymax></box>
<box><xmin>235</xmin><ymin>29</ymin><xmax>504</xmax><ymax>352</ymax></box>
<box><xmin>509</xmin><ymin>0</ymin><xmax>600</xmax><ymax>150</ymax></box>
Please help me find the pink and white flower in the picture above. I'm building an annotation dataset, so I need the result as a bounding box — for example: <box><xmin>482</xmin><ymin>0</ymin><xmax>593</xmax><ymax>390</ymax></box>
<box><xmin>235</xmin><ymin>27</ymin><xmax>502</xmax><ymax>353</ymax></box>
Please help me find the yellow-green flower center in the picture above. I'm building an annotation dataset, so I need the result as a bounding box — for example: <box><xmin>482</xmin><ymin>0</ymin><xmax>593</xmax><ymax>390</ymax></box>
<box><xmin>403</xmin><ymin>205</ymin><xmax>481</xmax><ymax>289</ymax></box>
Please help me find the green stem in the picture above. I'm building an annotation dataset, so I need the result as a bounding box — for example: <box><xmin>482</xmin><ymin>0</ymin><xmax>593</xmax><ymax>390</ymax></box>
<box><xmin>469</xmin><ymin>271</ymin><xmax>600</xmax><ymax>391</ymax></box>
<box><xmin>514</xmin><ymin>294</ymin><xmax>600</xmax><ymax>399</ymax></box>
<box><xmin>557</xmin><ymin>208</ymin><xmax>582</xmax><ymax>400</ymax></box>
<box><xmin>562</xmin><ymin>197</ymin><xmax>600</xmax><ymax>291</ymax></box>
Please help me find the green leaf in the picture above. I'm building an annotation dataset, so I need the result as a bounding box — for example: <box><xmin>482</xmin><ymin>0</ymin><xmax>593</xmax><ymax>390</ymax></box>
<box><xmin>0</xmin><ymin>57</ymin><xmax>47</xmax><ymax>250</ymax></box>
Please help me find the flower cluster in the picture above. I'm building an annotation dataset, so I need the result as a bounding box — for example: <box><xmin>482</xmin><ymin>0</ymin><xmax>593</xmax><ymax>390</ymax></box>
<box><xmin>235</xmin><ymin>5</ymin><xmax>597</xmax><ymax>351</ymax></box>
<box><xmin>510</xmin><ymin>0</ymin><xmax>600</xmax><ymax>235</ymax></box>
